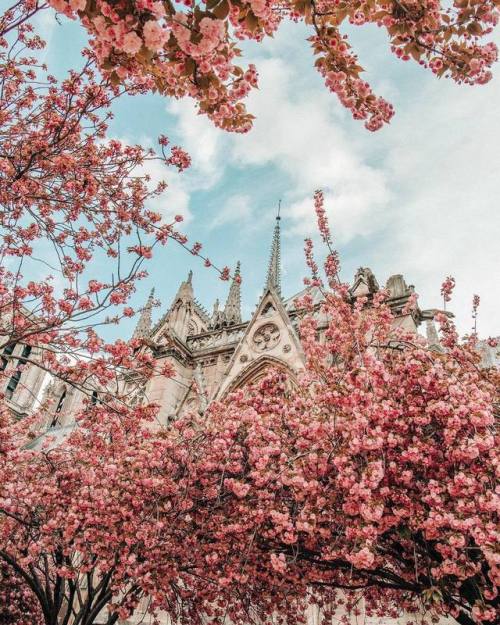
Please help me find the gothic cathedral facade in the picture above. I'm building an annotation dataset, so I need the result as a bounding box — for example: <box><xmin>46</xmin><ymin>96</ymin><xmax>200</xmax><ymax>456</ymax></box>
<box><xmin>5</xmin><ymin>215</ymin><xmax>445</xmax><ymax>428</ymax></box>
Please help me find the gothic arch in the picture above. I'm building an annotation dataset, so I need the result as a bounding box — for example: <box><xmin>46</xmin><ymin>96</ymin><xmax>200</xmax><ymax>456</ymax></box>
<box><xmin>221</xmin><ymin>355</ymin><xmax>298</xmax><ymax>398</ymax></box>
<box><xmin>188</xmin><ymin>319</ymin><xmax>199</xmax><ymax>336</ymax></box>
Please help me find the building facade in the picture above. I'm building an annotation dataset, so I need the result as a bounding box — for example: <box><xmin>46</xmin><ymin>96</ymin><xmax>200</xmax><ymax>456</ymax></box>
<box><xmin>117</xmin><ymin>215</ymin><xmax>432</xmax><ymax>427</ymax></box>
<box><xmin>3</xmin><ymin>215</ymin><xmax>463</xmax><ymax>427</ymax></box>
<box><xmin>5</xmin><ymin>215</ymin><xmax>500</xmax><ymax>430</ymax></box>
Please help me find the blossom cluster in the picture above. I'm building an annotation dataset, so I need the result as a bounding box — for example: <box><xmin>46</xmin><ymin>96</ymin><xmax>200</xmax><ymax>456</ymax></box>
<box><xmin>1</xmin><ymin>192</ymin><xmax>499</xmax><ymax>625</ymax></box>
<box><xmin>163</xmin><ymin>194</ymin><xmax>499</xmax><ymax>625</ymax></box>
<box><xmin>40</xmin><ymin>0</ymin><xmax>499</xmax><ymax>132</ymax></box>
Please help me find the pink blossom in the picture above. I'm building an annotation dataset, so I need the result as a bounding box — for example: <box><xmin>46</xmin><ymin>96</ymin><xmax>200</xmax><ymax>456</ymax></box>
<box><xmin>347</xmin><ymin>547</ymin><xmax>375</xmax><ymax>569</ymax></box>
<box><xmin>69</xmin><ymin>0</ymin><xmax>86</xmax><ymax>11</ymax></box>
<box><xmin>122</xmin><ymin>31</ymin><xmax>143</xmax><ymax>56</ymax></box>
<box><xmin>143</xmin><ymin>20</ymin><xmax>168</xmax><ymax>52</ymax></box>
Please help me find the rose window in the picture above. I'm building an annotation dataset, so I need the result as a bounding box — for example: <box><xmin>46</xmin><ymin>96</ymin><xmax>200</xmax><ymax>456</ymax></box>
<box><xmin>252</xmin><ymin>323</ymin><xmax>281</xmax><ymax>352</ymax></box>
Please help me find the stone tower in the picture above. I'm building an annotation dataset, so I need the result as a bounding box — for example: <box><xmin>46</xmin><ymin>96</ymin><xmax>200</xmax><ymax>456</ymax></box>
<box><xmin>132</xmin><ymin>288</ymin><xmax>155</xmax><ymax>340</ymax></box>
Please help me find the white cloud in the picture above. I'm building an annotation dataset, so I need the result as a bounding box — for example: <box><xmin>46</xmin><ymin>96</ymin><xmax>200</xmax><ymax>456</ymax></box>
<box><xmin>139</xmin><ymin>156</ymin><xmax>191</xmax><ymax>223</ymax></box>
<box><xmin>167</xmin><ymin>100</ymin><xmax>223</xmax><ymax>187</ymax></box>
<box><xmin>33</xmin><ymin>7</ymin><xmax>58</xmax><ymax>51</ymax></box>
<box><xmin>376</xmin><ymin>74</ymin><xmax>500</xmax><ymax>337</ymax></box>
<box><xmin>210</xmin><ymin>194</ymin><xmax>253</xmax><ymax>229</ymax></box>
<box><xmin>225</xmin><ymin>55</ymin><xmax>392</xmax><ymax>245</ymax></box>
<box><xmin>109</xmin><ymin>134</ymin><xmax>192</xmax><ymax>223</ymax></box>
<box><xmin>164</xmin><ymin>24</ymin><xmax>499</xmax><ymax>336</ymax></box>
<box><xmin>141</xmin><ymin>100</ymin><xmax>230</xmax><ymax>226</ymax></box>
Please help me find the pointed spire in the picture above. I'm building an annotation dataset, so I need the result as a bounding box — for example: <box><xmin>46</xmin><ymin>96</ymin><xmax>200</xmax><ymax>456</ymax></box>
<box><xmin>224</xmin><ymin>261</ymin><xmax>242</xmax><ymax>325</ymax></box>
<box><xmin>265</xmin><ymin>202</ymin><xmax>281</xmax><ymax>294</ymax></box>
<box><xmin>171</xmin><ymin>271</ymin><xmax>194</xmax><ymax>306</ymax></box>
<box><xmin>132</xmin><ymin>288</ymin><xmax>155</xmax><ymax>339</ymax></box>
<box><xmin>210</xmin><ymin>297</ymin><xmax>223</xmax><ymax>329</ymax></box>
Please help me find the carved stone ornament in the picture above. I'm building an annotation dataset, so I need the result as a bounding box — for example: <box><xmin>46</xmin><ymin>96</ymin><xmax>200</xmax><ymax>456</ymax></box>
<box><xmin>252</xmin><ymin>323</ymin><xmax>281</xmax><ymax>352</ymax></box>
<box><xmin>240</xmin><ymin>354</ymin><xmax>248</xmax><ymax>363</ymax></box>
<box><xmin>283</xmin><ymin>344</ymin><xmax>291</xmax><ymax>353</ymax></box>
<box><xmin>261</xmin><ymin>301</ymin><xmax>276</xmax><ymax>316</ymax></box>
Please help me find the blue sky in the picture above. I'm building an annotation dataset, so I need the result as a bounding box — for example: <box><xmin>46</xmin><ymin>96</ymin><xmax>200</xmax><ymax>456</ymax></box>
<box><xmin>38</xmin><ymin>10</ymin><xmax>499</xmax><ymax>338</ymax></box>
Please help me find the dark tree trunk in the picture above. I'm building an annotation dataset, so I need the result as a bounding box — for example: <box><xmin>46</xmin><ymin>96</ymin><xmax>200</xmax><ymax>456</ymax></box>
<box><xmin>454</xmin><ymin>611</ymin><xmax>475</xmax><ymax>625</ymax></box>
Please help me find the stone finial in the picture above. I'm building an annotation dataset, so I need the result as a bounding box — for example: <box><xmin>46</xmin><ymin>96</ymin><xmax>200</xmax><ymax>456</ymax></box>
<box><xmin>171</xmin><ymin>272</ymin><xmax>194</xmax><ymax>305</ymax></box>
<box><xmin>132</xmin><ymin>288</ymin><xmax>155</xmax><ymax>340</ymax></box>
<box><xmin>350</xmin><ymin>267</ymin><xmax>379</xmax><ymax>298</ymax></box>
<box><xmin>224</xmin><ymin>261</ymin><xmax>242</xmax><ymax>325</ymax></box>
<box><xmin>385</xmin><ymin>274</ymin><xmax>418</xmax><ymax>318</ymax></box>
<box><xmin>210</xmin><ymin>297</ymin><xmax>224</xmax><ymax>329</ymax></box>
<box><xmin>385</xmin><ymin>274</ymin><xmax>414</xmax><ymax>299</ymax></box>
<box><xmin>425</xmin><ymin>319</ymin><xmax>440</xmax><ymax>347</ymax></box>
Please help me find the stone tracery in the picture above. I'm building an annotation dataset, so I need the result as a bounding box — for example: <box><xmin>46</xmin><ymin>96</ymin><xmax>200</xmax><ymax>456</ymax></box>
<box><xmin>252</xmin><ymin>323</ymin><xmax>281</xmax><ymax>352</ymax></box>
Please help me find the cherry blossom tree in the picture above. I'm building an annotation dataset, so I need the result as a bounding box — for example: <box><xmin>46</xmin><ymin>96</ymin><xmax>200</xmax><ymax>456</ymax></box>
<box><xmin>1</xmin><ymin>192</ymin><xmax>498</xmax><ymax>625</ymax></box>
<box><xmin>0</xmin><ymin>7</ymin><xmax>236</xmax><ymax>413</ymax></box>
<box><xmin>0</xmin><ymin>399</ymin><xmax>188</xmax><ymax>625</ymax></box>
<box><xmin>168</xmin><ymin>193</ymin><xmax>499</xmax><ymax>625</ymax></box>
<box><xmin>30</xmin><ymin>0</ymin><xmax>500</xmax><ymax>132</ymax></box>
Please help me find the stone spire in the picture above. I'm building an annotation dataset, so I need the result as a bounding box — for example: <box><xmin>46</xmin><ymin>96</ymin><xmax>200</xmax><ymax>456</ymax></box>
<box><xmin>132</xmin><ymin>288</ymin><xmax>155</xmax><ymax>339</ymax></box>
<box><xmin>210</xmin><ymin>298</ymin><xmax>224</xmax><ymax>329</ymax></box>
<box><xmin>224</xmin><ymin>261</ymin><xmax>242</xmax><ymax>324</ymax></box>
<box><xmin>166</xmin><ymin>271</ymin><xmax>195</xmax><ymax>340</ymax></box>
<box><xmin>265</xmin><ymin>204</ymin><xmax>281</xmax><ymax>294</ymax></box>
<box><xmin>172</xmin><ymin>270</ymin><xmax>194</xmax><ymax>304</ymax></box>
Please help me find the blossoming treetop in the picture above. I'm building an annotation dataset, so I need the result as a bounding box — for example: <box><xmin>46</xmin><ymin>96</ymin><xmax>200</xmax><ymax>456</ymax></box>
<box><xmin>1</xmin><ymin>194</ymin><xmax>498</xmax><ymax>625</ymax></box>
<box><xmin>0</xmin><ymin>7</ymin><xmax>234</xmax><ymax>419</ymax></box>
<box><xmin>169</xmin><ymin>193</ymin><xmax>499</xmax><ymax>625</ymax></box>
<box><xmin>12</xmin><ymin>0</ymin><xmax>497</xmax><ymax>133</ymax></box>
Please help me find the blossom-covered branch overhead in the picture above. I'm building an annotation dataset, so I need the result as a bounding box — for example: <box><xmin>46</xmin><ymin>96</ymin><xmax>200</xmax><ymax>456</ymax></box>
<box><xmin>43</xmin><ymin>0</ymin><xmax>500</xmax><ymax>132</ymax></box>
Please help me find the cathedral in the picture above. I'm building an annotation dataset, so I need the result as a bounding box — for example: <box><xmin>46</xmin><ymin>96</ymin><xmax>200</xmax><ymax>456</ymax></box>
<box><xmin>133</xmin><ymin>215</ymin><xmax>425</xmax><ymax>426</ymax></box>
<box><xmin>5</xmin><ymin>214</ymin><xmax>498</xmax><ymax>430</ymax></box>
<box><xmin>9</xmin><ymin>214</ymin><xmax>440</xmax><ymax>431</ymax></box>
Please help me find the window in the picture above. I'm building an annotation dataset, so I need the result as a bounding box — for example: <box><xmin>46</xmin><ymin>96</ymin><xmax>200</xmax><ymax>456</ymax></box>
<box><xmin>0</xmin><ymin>342</ymin><xmax>16</xmax><ymax>371</ymax></box>
<box><xmin>5</xmin><ymin>371</ymin><xmax>21</xmax><ymax>400</ymax></box>
<box><xmin>19</xmin><ymin>344</ymin><xmax>32</xmax><ymax>365</ymax></box>
<box><xmin>4</xmin><ymin>344</ymin><xmax>31</xmax><ymax>400</ymax></box>
<box><xmin>55</xmin><ymin>388</ymin><xmax>66</xmax><ymax>414</ymax></box>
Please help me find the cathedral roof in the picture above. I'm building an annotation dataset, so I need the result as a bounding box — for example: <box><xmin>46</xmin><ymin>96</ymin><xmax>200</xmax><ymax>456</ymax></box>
<box><xmin>283</xmin><ymin>285</ymin><xmax>324</xmax><ymax>312</ymax></box>
<box><xmin>139</xmin><ymin>206</ymin><xmax>429</xmax><ymax>351</ymax></box>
